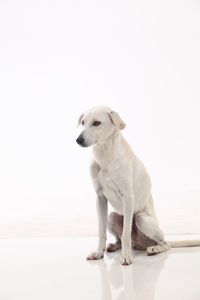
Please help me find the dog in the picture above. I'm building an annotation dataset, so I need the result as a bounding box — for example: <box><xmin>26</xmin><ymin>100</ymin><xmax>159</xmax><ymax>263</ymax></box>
<box><xmin>76</xmin><ymin>106</ymin><xmax>200</xmax><ymax>265</ymax></box>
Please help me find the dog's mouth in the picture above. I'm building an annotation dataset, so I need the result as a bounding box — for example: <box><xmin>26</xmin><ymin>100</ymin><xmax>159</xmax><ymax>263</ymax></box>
<box><xmin>76</xmin><ymin>137</ymin><xmax>90</xmax><ymax>147</ymax></box>
<box><xmin>77</xmin><ymin>142</ymin><xmax>89</xmax><ymax>148</ymax></box>
<box><xmin>76</xmin><ymin>134</ymin><xmax>98</xmax><ymax>148</ymax></box>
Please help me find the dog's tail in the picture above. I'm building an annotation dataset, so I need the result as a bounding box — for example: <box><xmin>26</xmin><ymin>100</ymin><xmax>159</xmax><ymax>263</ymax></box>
<box><xmin>167</xmin><ymin>239</ymin><xmax>200</xmax><ymax>248</ymax></box>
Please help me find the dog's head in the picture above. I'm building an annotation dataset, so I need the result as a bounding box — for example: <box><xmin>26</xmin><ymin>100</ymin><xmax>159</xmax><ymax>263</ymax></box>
<box><xmin>76</xmin><ymin>106</ymin><xmax>126</xmax><ymax>147</ymax></box>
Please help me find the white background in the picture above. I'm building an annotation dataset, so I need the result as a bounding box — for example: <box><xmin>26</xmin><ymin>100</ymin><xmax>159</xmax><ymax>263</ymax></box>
<box><xmin>0</xmin><ymin>0</ymin><xmax>200</xmax><ymax>237</ymax></box>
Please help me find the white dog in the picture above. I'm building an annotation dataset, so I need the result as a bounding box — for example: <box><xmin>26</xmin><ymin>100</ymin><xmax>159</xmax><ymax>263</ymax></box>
<box><xmin>76</xmin><ymin>106</ymin><xmax>200</xmax><ymax>265</ymax></box>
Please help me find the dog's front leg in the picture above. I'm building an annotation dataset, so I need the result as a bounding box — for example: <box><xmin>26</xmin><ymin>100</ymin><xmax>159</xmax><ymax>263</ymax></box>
<box><xmin>120</xmin><ymin>193</ymin><xmax>134</xmax><ymax>265</ymax></box>
<box><xmin>87</xmin><ymin>192</ymin><xmax>108</xmax><ymax>260</ymax></box>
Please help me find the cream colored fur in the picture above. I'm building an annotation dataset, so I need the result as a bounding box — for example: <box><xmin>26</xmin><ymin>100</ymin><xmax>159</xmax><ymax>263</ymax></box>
<box><xmin>76</xmin><ymin>106</ymin><xmax>200</xmax><ymax>265</ymax></box>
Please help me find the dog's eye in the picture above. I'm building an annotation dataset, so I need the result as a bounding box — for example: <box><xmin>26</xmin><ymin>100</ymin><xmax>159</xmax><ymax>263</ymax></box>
<box><xmin>81</xmin><ymin>120</ymin><xmax>85</xmax><ymax>126</ymax></box>
<box><xmin>93</xmin><ymin>121</ymin><xmax>101</xmax><ymax>126</ymax></box>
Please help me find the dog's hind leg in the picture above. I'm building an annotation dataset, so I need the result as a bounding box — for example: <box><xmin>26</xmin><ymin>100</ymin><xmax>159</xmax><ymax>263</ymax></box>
<box><xmin>135</xmin><ymin>212</ymin><xmax>171</xmax><ymax>255</ymax></box>
<box><xmin>106</xmin><ymin>212</ymin><xmax>122</xmax><ymax>252</ymax></box>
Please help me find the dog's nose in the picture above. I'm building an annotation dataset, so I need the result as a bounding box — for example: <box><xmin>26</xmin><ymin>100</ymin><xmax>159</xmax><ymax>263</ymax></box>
<box><xmin>76</xmin><ymin>135</ymin><xmax>85</xmax><ymax>146</ymax></box>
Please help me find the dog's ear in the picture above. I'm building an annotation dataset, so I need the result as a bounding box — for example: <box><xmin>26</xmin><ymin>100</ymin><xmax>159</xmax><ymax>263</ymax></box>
<box><xmin>108</xmin><ymin>111</ymin><xmax>126</xmax><ymax>130</ymax></box>
<box><xmin>77</xmin><ymin>113</ymin><xmax>84</xmax><ymax>127</ymax></box>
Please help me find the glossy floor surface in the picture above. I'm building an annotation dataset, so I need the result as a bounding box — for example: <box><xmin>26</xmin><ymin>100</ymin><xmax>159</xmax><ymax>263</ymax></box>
<box><xmin>0</xmin><ymin>237</ymin><xmax>199</xmax><ymax>300</ymax></box>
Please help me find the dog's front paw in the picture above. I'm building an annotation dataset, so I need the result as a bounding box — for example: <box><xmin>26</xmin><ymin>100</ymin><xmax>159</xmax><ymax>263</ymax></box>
<box><xmin>120</xmin><ymin>253</ymin><xmax>133</xmax><ymax>265</ymax></box>
<box><xmin>86</xmin><ymin>251</ymin><xmax>104</xmax><ymax>260</ymax></box>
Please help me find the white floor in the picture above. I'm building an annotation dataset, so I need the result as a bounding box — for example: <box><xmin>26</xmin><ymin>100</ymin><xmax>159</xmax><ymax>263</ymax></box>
<box><xmin>0</xmin><ymin>237</ymin><xmax>200</xmax><ymax>300</ymax></box>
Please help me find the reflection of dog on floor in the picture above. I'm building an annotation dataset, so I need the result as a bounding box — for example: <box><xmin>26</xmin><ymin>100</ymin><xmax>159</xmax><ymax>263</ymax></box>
<box><xmin>76</xmin><ymin>106</ymin><xmax>200</xmax><ymax>265</ymax></box>
<box><xmin>92</xmin><ymin>251</ymin><xmax>169</xmax><ymax>300</ymax></box>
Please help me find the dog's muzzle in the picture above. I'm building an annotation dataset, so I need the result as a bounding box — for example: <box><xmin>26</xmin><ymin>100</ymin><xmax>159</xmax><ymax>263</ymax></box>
<box><xmin>76</xmin><ymin>134</ymin><xmax>87</xmax><ymax>147</ymax></box>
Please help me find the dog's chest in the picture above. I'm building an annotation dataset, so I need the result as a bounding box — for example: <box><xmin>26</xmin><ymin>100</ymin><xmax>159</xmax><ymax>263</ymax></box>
<box><xmin>98</xmin><ymin>168</ymin><xmax>123</xmax><ymax>214</ymax></box>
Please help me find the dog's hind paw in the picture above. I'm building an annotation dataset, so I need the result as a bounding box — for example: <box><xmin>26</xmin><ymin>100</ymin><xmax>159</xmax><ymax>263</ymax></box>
<box><xmin>86</xmin><ymin>251</ymin><xmax>104</xmax><ymax>260</ymax></box>
<box><xmin>147</xmin><ymin>244</ymin><xmax>170</xmax><ymax>256</ymax></box>
<box><xmin>106</xmin><ymin>241</ymin><xmax>121</xmax><ymax>252</ymax></box>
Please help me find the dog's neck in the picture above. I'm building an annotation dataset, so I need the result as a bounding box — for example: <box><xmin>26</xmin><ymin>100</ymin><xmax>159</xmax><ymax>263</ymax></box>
<box><xmin>92</xmin><ymin>130</ymin><xmax>128</xmax><ymax>167</ymax></box>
